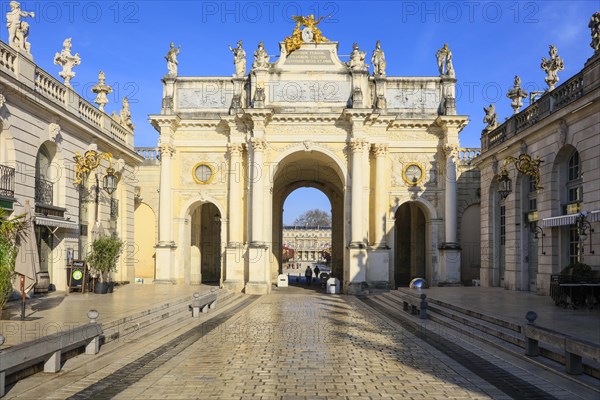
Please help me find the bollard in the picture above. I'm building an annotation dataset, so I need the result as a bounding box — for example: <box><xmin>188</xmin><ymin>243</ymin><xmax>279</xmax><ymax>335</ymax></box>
<box><xmin>524</xmin><ymin>311</ymin><xmax>539</xmax><ymax>357</ymax></box>
<box><xmin>419</xmin><ymin>294</ymin><xmax>428</xmax><ymax>319</ymax></box>
<box><xmin>88</xmin><ymin>309</ymin><xmax>99</xmax><ymax>323</ymax></box>
<box><xmin>191</xmin><ymin>292</ymin><xmax>201</xmax><ymax>317</ymax></box>
<box><xmin>86</xmin><ymin>310</ymin><xmax>101</xmax><ymax>355</ymax></box>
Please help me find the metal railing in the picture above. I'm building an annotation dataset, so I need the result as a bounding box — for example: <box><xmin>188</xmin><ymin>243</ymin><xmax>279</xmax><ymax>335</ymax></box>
<box><xmin>35</xmin><ymin>177</ymin><xmax>54</xmax><ymax>205</ymax></box>
<box><xmin>0</xmin><ymin>164</ymin><xmax>15</xmax><ymax>198</ymax></box>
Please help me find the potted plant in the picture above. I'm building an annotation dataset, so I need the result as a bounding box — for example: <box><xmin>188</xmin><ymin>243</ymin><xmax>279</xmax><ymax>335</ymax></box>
<box><xmin>0</xmin><ymin>209</ymin><xmax>25</xmax><ymax>317</ymax></box>
<box><xmin>86</xmin><ymin>235</ymin><xmax>124</xmax><ymax>294</ymax></box>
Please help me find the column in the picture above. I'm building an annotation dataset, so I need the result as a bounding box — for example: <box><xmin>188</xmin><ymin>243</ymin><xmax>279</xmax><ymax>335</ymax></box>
<box><xmin>227</xmin><ymin>143</ymin><xmax>244</xmax><ymax>245</ymax></box>
<box><xmin>154</xmin><ymin>140</ymin><xmax>176</xmax><ymax>284</ymax></box>
<box><xmin>249</xmin><ymin>137</ymin><xmax>266</xmax><ymax>246</ymax></box>
<box><xmin>372</xmin><ymin>144</ymin><xmax>389</xmax><ymax>248</ymax></box>
<box><xmin>245</xmin><ymin>136</ymin><xmax>269</xmax><ymax>294</ymax></box>
<box><xmin>445</xmin><ymin>152</ymin><xmax>458</xmax><ymax>244</ymax></box>
<box><xmin>438</xmin><ymin>145</ymin><xmax>461</xmax><ymax>284</ymax></box>
<box><xmin>350</xmin><ymin>139</ymin><xmax>367</xmax><ymax>246</ymax></box>
<box><xmin>158</xmin><ymin>144</ymin><xmax>175</xmax><ymax>245</ymax></box>
<box><xmin>224</xmin><ymin>142</ymin><xmax>245</xmax><ymax>291</ymax></box>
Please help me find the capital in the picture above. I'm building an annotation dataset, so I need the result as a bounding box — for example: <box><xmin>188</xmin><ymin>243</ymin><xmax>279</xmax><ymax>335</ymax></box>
<box><xmin>371</xmin><ymin>143</ymin><xmax>388</xmax><ymax>156</ymax></box>
<box><xmin>348</xmin><ymin>139</ymin><xmax>367</xmax><ymax>153</ymax></box>
<box><xmin>158</xmin><ymin>143</ymin><xmax>175</xmax><ymax>157</ymax></box>
<box><xmin>249</xmin><ymin>137</ymin><xmax>267</xmax><ymax>151</ymax></box>
<box><xmin>228</xmin><ymin>142</ymin><xmax>244</xmax><ymax>156</ymax></box>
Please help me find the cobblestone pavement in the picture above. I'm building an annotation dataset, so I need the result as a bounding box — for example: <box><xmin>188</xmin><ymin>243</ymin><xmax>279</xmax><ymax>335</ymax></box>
<box><xmin>52</xmin><ymin>290</ymin><xmax>584</xmax><ymax>400</ymax></box>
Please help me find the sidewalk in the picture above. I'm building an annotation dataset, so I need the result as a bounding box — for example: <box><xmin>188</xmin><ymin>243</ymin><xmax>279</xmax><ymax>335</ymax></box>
<box><xmin>402</xmin><ymin>286</ymin><xmax>600</xmax><ymax>343</ymax></box>
<box><xmin>0</xmin><ymin>284</ymin><xmax>215</xmax><ymax>347</ymax></box>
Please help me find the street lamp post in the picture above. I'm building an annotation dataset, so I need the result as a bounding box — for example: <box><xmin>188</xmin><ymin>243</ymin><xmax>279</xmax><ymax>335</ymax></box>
<box><xmin>73</xmin><ymin>150</ymin><xmax>117</xmax><ymax>237</ymax></box>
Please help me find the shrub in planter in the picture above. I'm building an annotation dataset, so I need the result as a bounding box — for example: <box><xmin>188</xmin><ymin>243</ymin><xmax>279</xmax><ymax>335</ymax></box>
<box><xmin>560</xmin><ymin>262</ymin><xmax>592</xmax><ymax>282</ymax></box>
<box><xmin>0</xmin><ymin>210</ymin><xmax>25</xmax><ymax>313</ymax></box>
<box><xmin>86</xmin><ymin>235</ymin><xmax>124</xmax><ymax>291</ymax></box>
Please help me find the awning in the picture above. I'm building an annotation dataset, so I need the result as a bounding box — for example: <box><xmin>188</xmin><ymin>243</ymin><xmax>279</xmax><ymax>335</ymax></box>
<box><xmin>540</xmin><ymin>214</ymin><xmax>578</xmax><ymax>228</ymax></box>
<box><xmin>34</xmin><ymin>216</ymin><xmax>79</xmax><ymax>230</ymax></box>
<box><xmin>590</xmin><ymin>210</ymin><xmax>600</xmax><ymax>223</ymax></box>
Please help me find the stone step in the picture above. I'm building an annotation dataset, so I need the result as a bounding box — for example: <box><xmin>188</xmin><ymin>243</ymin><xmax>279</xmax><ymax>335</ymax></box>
<box><xmin>100</xmin><ymin>288</ymin><xmax>227</xmax><ymax>341</ymax></box>
<box><xmin>4</xmin><ymin>291</ymin><xmax>246</xmax><ymax>399</ymax></box>
<box><xmin>372</xmin><ymin>293</ymin><xmax>600</xmax><ymax>392</ymax></box>
<box><xmin>371</xmin><ymin>293</ymin><xmax>600</xmax><ymax>395</ymax></box>
<box><xmin>393</xmin><ymin>288</ymin><xmax>522</xmax><ymax>333</ymax></box>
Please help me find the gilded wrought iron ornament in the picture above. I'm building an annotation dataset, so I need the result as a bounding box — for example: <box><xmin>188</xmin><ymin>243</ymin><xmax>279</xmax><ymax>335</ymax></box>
<box><xmin>500</xmin><ymin>153</ymin><xmax>544</xmax><ymax>191</ymax></box>
<box><xmin>284</xmin><ymin>15</ymin><xmax>329</xmax><ymax>54</ymax></box>
<box><xmin>73</xmin><ymin>150</ymin><xmax>113</xmax><ymax>186</ymax></box>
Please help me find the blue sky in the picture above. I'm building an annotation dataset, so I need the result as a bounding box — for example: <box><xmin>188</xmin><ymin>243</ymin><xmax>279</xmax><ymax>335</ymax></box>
<box><xmin>2</xmin><ymin>0</ymin><xmax>597</xmax><ymax>222</ymax></box>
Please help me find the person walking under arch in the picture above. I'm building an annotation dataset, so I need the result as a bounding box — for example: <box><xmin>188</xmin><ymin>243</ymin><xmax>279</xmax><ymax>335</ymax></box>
<box><xmin>313</xmin><ymin>265</ymin><xmax>320</xmax><ymax>283</ymax></box>
<box><xmin>305</xmin><ymin>266</ymin><xmax>313</xmax><ymax>286</ymax></box>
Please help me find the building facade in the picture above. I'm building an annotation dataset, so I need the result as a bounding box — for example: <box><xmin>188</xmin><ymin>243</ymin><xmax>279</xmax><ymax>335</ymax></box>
<box><xmin>476</xmin><ymin>23</ymin><xmax>600</xmax><ymax>294</ymax></box>
<box><xmin>282</xmin><ymin>225</ymin><xmax>332</xmax><ymax>264</ymax></box>
<box><xmin>136</xmin><ymin>22</ymin><xmax>481</xmax><ymax>294</ymax></box>
<box><xmin>0</xmin><ymin>14</ymin><xmax>141</xmax><ymax>293</ymax></box>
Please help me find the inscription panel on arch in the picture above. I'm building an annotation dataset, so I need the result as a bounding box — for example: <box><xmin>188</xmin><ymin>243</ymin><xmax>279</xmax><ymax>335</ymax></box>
<box><xmin>267</xmin><ymin>80</ymin><xmax>351</xmax><ymax>104</ymax></box>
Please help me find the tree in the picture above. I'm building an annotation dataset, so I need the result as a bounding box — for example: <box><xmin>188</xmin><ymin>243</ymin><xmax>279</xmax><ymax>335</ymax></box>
<box><xmin>293</xmin><ymin>209</ymin><xmax>331</xmax><ymax>227</ymax></box>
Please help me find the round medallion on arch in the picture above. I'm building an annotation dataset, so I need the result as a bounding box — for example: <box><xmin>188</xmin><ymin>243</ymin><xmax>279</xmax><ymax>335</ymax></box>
<box><xmin>192</xmin><ymin>162</ymin><xmax>215</xmax><ymax>185</ymax></box>
<box><xmin>402</xmin><ymin>162</ymin><xmax>424</xmax><ymax>186</ymax></box>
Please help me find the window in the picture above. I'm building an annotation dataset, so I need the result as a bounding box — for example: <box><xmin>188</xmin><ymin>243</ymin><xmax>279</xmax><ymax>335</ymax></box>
<box><xmin>569</xmin><ymin>225</ymin><xmax>579</xmax><ymax>264</ymax></box>
<box><xmin>567</xmin><ymin>151</ymin><xmax>581</xmax><ymax>204</ymax></box>
<box><xmin>528</xmin><ymin>176</ymin><xmax>537</xmax><ymax>212</ymax></box>
<box><xmin>500</xmin><ymin>205</ymin><xmax>506</xmax><ymax>246</ymax></box>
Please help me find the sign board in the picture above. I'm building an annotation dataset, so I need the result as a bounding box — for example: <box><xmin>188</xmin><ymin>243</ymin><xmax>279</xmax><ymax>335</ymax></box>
<box><xmin>68</xmin><ymin>260</ymin><xmax>87</xmax><ymax>293</ymax></box>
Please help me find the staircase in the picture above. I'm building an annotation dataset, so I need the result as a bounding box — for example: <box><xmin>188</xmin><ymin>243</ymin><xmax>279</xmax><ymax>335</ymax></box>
<box><xmin>2</xmin><ymin>288</ymin><xmax>248</xmax><ymax>399</ymax></box>
<box><xmin>366</xmin><ymin>288</ymin><xmax>600</xmax><ymax>392</ymax></box>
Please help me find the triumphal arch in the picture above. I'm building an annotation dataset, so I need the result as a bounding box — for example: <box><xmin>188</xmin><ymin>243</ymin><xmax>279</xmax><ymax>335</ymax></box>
<box><xmin>148</xmin><ymin>19</ymin><xmax>470</xmax><ymax>294</ymax></box>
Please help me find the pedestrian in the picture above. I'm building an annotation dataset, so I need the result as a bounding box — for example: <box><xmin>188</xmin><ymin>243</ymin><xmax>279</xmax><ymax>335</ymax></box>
<box><xmin>314</xmin><ymin>265</ymin><xmax>320</xmax><ymax>283</ymax></box>
<box><xmin>305</xmin><ymin>266</ymin><xmax>313</xmax><ymax>286</ymax></box>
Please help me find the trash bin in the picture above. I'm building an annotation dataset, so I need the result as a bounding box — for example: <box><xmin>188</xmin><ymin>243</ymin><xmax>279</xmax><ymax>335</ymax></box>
<box><xmin>277</xmin><ymin>274</ymin><xmax>288</xmax><ymax>288</ymax></box>
<box><xmin>326</xmin><ymin>277</ymin><xmax>340</xmax><ymax>294</ymax></box>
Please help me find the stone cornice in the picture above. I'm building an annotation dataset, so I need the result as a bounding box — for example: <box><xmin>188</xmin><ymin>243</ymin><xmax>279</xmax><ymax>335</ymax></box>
<box><xmin>270</xmin><ymin>114</ymin><xmax>344</xmax><ymax>124</ymax></box>
<box><xmin>433</xmin><ymin>115</ymin><xmax>469</xmax><ymax>133</ymax></box>
<box><xmin>149</xmin><ymin>114</ymin><xmax>181</xmax><ymax>132</ymax></box>
<box><xmin>178</xmin><ymin>120</ymin><xmax>221</xmax><ymax>129</ymax></box>
<box><xmin>388</xmin><ymin>119</ymin><xmax>433</xmax><ymax>130</ymax></box>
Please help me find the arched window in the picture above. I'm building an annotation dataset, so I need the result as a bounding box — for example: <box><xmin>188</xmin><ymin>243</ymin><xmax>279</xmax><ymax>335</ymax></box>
<box><xmin>566</xmin><ymin>151</ymin><xmax>582</xmax><ymax>264</ymax></box>
<box><xmin>566</xmin><ymin>151</ymin><xmax>581</xmax><ymax>210</ymax></box>
<box><xmin>35</xmin><ymin>146</ymin><xmax>53</xmax><ymax>205</ymax></box>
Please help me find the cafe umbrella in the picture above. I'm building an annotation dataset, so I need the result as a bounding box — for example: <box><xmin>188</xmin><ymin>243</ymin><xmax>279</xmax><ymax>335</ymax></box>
<box><xmin>14</xmin><ymin>202</ymin><xmax>41</xmax><ymax>320</ymax></box>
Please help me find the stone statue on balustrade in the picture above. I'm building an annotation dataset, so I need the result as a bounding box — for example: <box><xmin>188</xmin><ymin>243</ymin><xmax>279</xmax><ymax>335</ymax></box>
<box><xmin>6</xmin><ymin>1</ymin><xmax>35</xmax><ymax>54</ymax></box>
<box><xmin>91</xmin><ymin>71</ymin><xmax>113</xmax><ymax>112</ymax></box>
<box><xmin>165</xmin><ymin>42</ymin><xmax>181</xmax><ymax>77</ymax></box>
<box><xmin>54</xmin><ymin>38</ymin><xmax>81</xmax><ymax>87</ymax></box>
<box><xmin>506</xmin><ymin>75</ymin><xmax>528</xmax><ymax>114</ymax></box>
<box><xmin>589</xmin><ymin>12</ymin><xmax>600</xmax><ymax>54</ymax></box>
<box><xmin>119</xmin><ymin>97</ymin><xmax>135</xmax><ymax>131</ymax></box>
<box><xmin>229</xmin><ymin>40</ymin><xmax>246</xmax><ymax>78</ymax></box>
<box><xmin>371</xmin><ymin>40</ymin><xmax>386</xmax><ymax>77</ymax></box>
<box><xmin>252</xmin><ymin>41</ymin><xmax>270</xmax><ymax>70</ymax></box>
<box><xmin>483</xmin><ymin>104</ymin><xmax>498</xmax><ymax>132</ymax></box>
<box><xmin>436</xmin><ymin>43</ymin><xmax>454</xmax><ymax>77</ymax></box>
<box><xmin>348</xmin><ymin>43</ymin><xmax>367</xmax><ymax>72</ymax></box>
<box><xmin>541</xmin><ymin>44</ymin><xmax>564</xmax><ymax>91</ymax></box>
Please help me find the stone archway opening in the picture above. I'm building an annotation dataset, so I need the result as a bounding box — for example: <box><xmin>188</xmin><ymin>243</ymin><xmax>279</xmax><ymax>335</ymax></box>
<box><xmin>271</xmin><ymin>150</ymin><xmax>346</xmax><ymax>288</ymax></box>
<box><xmin>394</xmin><ymin>202</ymin><xmax>427</xmax><ymax>287</ymax></box>
<box><xmin>188</xmin><ymin>202</ymin><xmax>222</xmax><ymax>285</ymax></box>
<box><xmin>281</xmin><ymin>187</ymin><xmax>332</xmax><ymax>287</ymax></box>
